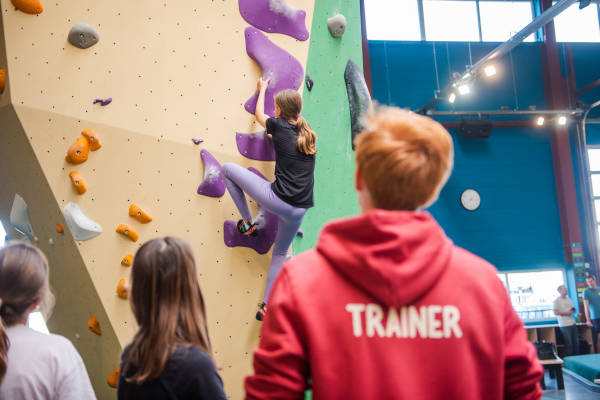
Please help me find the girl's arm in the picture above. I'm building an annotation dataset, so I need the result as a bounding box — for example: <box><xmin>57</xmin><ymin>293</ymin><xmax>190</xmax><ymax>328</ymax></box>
<box><xmin>255</xmin><ymin>77</ymin><xmax>270</xmax><ymax>128</ymax></box>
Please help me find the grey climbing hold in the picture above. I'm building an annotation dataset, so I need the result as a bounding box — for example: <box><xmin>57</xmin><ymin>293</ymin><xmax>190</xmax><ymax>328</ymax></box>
<box><xmin>344</xmin><ymin>60</ymin><xmax>372</xmax><ymax>150</ymax></box>
<box><xmin>327</xmin><ymin>14</ymin><xmax>347</xmax><ymax>38</ymax></box>
<box><xmin>68</xmin><ymin>23</ymin><xmax>99</xmax><ymax>49</ymax></box>
<box><xmin>62</xmin><ymin>202</ymin><xmax>102</xmax><ymax>241</ymax></box>
<box><xmin>305</xmin><ymin>75</ymin><xmax>313</xmax><ymax>91</ymax></box>
<box><xmin>9</xmin><ymin>194</ymin><xmax>35</xmax><ymax>240</ymax></box>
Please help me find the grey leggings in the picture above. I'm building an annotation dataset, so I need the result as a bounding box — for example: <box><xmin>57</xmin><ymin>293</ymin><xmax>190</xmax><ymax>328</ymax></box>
<box><xmin>222</xmin><ymin>163</ymin><xmax>307</xmax><ymax>303</ymax></box>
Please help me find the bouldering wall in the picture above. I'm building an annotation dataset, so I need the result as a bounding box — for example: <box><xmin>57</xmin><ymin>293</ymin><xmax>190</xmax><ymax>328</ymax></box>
<box><xmin>0</xmin><ymin>1</ymin><xmax>316</xmax><ymax>399</ymax></box>
<box><xmin>294</xmin><ymin>0</ymin><xmax>365</xmax><ymax>253</ymax></box>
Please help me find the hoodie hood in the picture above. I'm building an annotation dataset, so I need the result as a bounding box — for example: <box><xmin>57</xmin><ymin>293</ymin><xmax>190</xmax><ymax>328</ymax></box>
<box><xmin>316</xmin><ymin>209</ymin><xmax>453</xmax><ymax>307</ymax></box>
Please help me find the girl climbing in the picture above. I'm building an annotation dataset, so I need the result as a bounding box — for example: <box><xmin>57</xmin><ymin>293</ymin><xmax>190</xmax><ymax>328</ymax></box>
<box><xmin>222</xmin><ymin>77</ymin><xmax>316</xmax><ymax>321</ymax></box>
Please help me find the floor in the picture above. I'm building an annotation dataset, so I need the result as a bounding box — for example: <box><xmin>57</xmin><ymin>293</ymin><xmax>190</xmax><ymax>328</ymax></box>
<box><xmin>543</xmin><ymin>371</ymin><xmax>600</xmax><ymax>400</ymax></box>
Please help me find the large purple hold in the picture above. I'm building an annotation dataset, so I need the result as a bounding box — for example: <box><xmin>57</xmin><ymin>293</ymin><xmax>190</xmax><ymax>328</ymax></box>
<box><xmin>223</xmin><ymin>167</ymin><xmax>279</xmax><ymax>255</ymax></box>
<box><xmin>236</xmin><ymin>131</ymin><xmax>276</xmax><ymax>162</ymax></box>
<box><xmin>244</xmin><ymin>27</ymin><xmax>304</xmax><ymax>117</ymax></box>
<box><xmin>239</xmin><ymin>0</ymin><xmax>309</xmax><ymax>41</ymax></box>
<box><xmin>197</xmin><ymin>149</ymin><xmax>226</xmax><ymax>197</ymax></box>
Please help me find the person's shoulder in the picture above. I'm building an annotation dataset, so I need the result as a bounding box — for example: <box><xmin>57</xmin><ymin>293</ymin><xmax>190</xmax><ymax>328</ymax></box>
<box><xmin>170</xmin><ymin>346</ymin><xmax>216</xmax><ymax>371</ymax></box>
<box><xmin>10</xmin><ymin>326</ymin><xmax>81</xmax><ymax>362</ymax></box>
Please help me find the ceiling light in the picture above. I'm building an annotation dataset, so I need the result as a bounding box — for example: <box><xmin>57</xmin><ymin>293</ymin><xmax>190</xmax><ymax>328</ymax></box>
<box><xmin>458</xmin><ymin>85</ymin><xmax>470</xmax><ymax>95</ymax></box>
<box><xmin>449</xmin><ymin>93</ymin><xmax>456</xmax><ymax>103</ymax></box>
<box><xmin>558</xmin><ymin>116</ymin><xmax>567</xmax><ymax>125</ymax></box>
<box><xmin>536</xmin><ymin>116</ymin><xmax>545</xmax><ymax>126</ymax></box>
<box><xmin>484</xmin><ymin>65</ymin><xmax>496</xmax><ymax>77</ymax></box>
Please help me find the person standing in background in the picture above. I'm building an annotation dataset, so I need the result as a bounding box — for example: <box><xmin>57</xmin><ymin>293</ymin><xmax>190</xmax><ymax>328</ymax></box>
<box><xmin>583</xmin><ymin>274</ymin><xmax>600</xmax><ymax>352</ymax></box>
<box><xmin>553</xmin><ymin>285</ymin><xmax>578</xmax><ymax>356</ymax></box>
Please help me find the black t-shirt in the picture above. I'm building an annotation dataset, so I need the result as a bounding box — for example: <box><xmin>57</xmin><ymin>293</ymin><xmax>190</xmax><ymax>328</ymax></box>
<box><xmin>266</xmin><ymin>117</ymin><xmax>315</xmax><ymax>208</ymax></box>
<box><xmin>118</xmin><ymin>345</ymin><xmax>227</xmax><ymax>400</ymax></box>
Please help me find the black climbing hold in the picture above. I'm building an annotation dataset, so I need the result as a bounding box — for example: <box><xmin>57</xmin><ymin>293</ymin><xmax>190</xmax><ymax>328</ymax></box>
<box><xmin>344</xmin><ymin>60</ymin><xmax>372</xmax><ymax>150</ymax></box>
<box><xmin>305</xmin><ymin>74</ymin><xmax>313</xmax><ymax>91</ymax></box>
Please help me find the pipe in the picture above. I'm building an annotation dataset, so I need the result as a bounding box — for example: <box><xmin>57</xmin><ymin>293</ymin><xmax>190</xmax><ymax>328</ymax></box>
<box><xmin>417</xmin><ymin>0</ymin><xmax>577</xmax><ymax>113</ymax></box>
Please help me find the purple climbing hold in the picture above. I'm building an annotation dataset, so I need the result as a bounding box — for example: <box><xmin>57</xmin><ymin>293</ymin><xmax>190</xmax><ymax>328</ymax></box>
<box><xmin>223</xmin><ymin>167</ymin><xmax>279</xmax><ymax>255</ymax></box>
<box><xmin>192</xmin><ymin>138</ymin><xmax>204</xmax><ymax>145</ymax></box>
<box><xmin>197</xmin><ymin>149</ymin><xmax>226</xmax><ymax>198</ymax></box>
<box><xmin>93</xmin><ymin>98</ymin><xmax>112</xmax><ymax>106</ymax></box>
<box><xmin>239</xmin><ymin>0</ymin><xmax>309</xmax><ymax>41</ymax></box>
<box><xmin>244</xmin><ymin>27</ymin><xmax>304</xmax><ymax>117</ymax></box>
<box><xmin>236</xmin><ymin>131</ymin><xmax>276</xmax><ymax>162</ymax></box>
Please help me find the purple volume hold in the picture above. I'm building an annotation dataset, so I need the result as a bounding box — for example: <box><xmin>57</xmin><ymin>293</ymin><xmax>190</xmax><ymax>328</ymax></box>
<box><xmin>244</xmin><ymin>27</ymin><xmax>304</xmax><ymax>117</ymax></box>
<box><xmin>223</xmin><ymin>167</ymin><xmax>279</xmax><ymax>254</ymax></box>
<box><xmin>236</xmin><ymin>131</ymin><xmax>276</xmax><ymax>162</ymax></box>
<box><xmin>239</xmin><ymin>0</ymin><xmax>309</xmax><ymax>41</ymax></box>
<box><xmin>197</xmin><ymin>149</ymin><xmax>226</xmax><ymax>198</ymax></box>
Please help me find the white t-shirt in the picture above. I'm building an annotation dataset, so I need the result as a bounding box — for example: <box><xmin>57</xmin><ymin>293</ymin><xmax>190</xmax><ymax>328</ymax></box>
<box><xmin>0</xmin><ymin>324</ymin><xmax>96</xmax><ymax>400</ymax></box>
<box><xmin>553</xmin><ymin>296</ymin><xmax>576</xmax><ymax>327</ymax></box>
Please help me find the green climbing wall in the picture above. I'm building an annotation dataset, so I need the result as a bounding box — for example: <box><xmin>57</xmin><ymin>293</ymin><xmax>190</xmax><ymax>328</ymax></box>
<box><xmin>294</xmin><ymin>0</ymin><xmax>364</xmax><ymax>253</ymax></box>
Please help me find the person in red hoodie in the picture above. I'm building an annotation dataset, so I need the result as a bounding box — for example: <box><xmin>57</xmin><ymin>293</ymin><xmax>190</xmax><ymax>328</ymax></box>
<box><xmin>244</xmin><ymin>107</ymin><xmax>543</xmax><ymax>400</ymax></box>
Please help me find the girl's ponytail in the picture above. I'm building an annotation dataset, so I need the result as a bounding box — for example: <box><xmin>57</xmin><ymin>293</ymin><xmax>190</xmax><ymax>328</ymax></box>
<box><xmin>0</xmin><ymin>299</ymin><xmax>7</xmax><ymax>382</ymax></box>
<box><xmin>296</xmin><ymin>116</ymin><xmax>317</xmax><ymax>155</ymax></box>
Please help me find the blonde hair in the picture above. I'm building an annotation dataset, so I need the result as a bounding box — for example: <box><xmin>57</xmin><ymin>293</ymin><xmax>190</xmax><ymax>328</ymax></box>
<box><xmin>275</xmin><ymin>89</ymin><xmax>317</xmax><ymax>155</ymax></box>
<box><xmin>354</xmin><ymin>107</ymin><xmax>454</xmax><ymax>210</ymax></box>
<box><xmin>124</xmin><ymin>237</ymin><xmax>213</xmax><ymax>384</ymax></box>
<box><xmin>0</xmin><ymin>242</ymin><xmax>53</xmax><ymax>382</ymax></box>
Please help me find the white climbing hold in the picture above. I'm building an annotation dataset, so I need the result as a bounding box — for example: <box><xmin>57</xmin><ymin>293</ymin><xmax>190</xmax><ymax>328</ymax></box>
<box><xmin>62</xmin><ymin>202</ymin><xmax>102</xmax><ymax>241</ymax></box>
<box><xmin>9</xmin><ymin>194</ymin><xmax>35</xmax><ymax>240</ymax></box>
<box><xmin>327</xmin><ymin>14</ymin><xmax>347</xmax><ymax>38</ymax></box>
<box><xmin>68</xmin><ymin>23</ymin><xmax>99</xmax><ymax>49</ymax></box>
<box><xmin>48</xmin><ymin>238</ymin><xmax>54</xmax><ymax>246</ymax></box>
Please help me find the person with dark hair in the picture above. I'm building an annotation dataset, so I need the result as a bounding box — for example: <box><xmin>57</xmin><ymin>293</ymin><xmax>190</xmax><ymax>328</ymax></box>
<box><xmin>222</xmin><ymin>78</ymin><xmax>316</xmax><ymax>320</ymax></box>
<box><xmin>0</xmin><ymin>242</ymin><xmax>95</xmax><ymax>399</ymax></box>
<box><xmin>245</xmin><ymin>107</ymin><xmax>542</xmax><ymax>400</ymax></box>
<box><xmin>553</xmin><ymin>285</ymin><xmax>578</xmax><ymax>356</ymax></box>
<box><xmin>118</xmin><ymin>237</ymin><xmax>226</xmax><ymax>400</ymax></box>
<box><xmin>583</xmin><ymin>274</ymin><xmax>600</xmax><ymax>352</ymax></box>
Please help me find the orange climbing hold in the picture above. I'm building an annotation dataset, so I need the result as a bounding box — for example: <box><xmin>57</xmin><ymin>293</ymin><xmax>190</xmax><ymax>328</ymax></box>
<box><xmin>56</xmin><ymin>223</ymin><xmax>64</xmax><ymax>233</ymax></box>
<box><xmin>121</xmin><ymin>254</ymin><xmax>133</xmax><ymax>267</ymax></box>
<box><xmin>65</xmin><ymin>136</ymin><xmax>89</xmax><ymax>164</ymax></box>
<box><xmin>68</xmin><ymin>171</ymin><xmax>87</xmax><ymax>194</ymax></box>
<box><xmin>0</xmin><ymin>69</ymin><xmax>5</xmax><ymax>94</ymax></box>
<box><xmin>129</xmin><ymin>203</ymin><xmax>152</xmax><ymax>224</ymax></box>
<box><xmin>87</xmin><ymin>316</ymin><xmax>101</xmax><ymax>335</ymax></box>
<box><xmin>107</xmin><ymin>366</ymin><xmax>120</xmax><ymax>388</ymax></box>
<box><xmin>81</xmin><ymin>129</ymin><xmax>102</xmax><ymax>151</ymax></box>
<box><xmin>11</xmin><ymin>0</ymin><xmax>43</xmax><ymax>14</ymax></box>
<box><xmin>116</xmin><ymin>278</ymin><xmax>129</xmax><ymax>299</ymax></box>
<box><xmin>116</xmin><ymin>224</ymin><xmax>138</xmax><ymax>242</ymax></box>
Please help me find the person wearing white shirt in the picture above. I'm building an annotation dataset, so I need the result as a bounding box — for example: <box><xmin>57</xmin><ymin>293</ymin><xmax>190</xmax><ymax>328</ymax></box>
<box><xmin>0</xmin><ymin>242</ymin><xmax>96</xmax><ymax>400</ymax></box>
<box><xmin>553</xmin><ymin>285</ymin><xmax>578</xmax><ymax>356</ymax></box>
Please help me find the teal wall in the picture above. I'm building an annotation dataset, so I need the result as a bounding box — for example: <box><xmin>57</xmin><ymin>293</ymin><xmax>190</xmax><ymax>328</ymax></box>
<box><xmin>293</xmin><ymin>0</ymin><xmax>363</xmax><ymax>253</ymax></box>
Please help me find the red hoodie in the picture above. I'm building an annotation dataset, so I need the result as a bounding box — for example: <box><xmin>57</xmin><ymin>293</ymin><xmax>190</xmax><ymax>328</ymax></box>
<box><xmin>245</xmin><ymin>210</ymin><xmax>542</xmax><ymax>400</ymax></box>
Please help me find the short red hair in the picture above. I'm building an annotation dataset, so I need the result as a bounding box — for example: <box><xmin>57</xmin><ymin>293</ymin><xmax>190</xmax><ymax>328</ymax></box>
<box><xmin>354</xmin><ymin>107</ymin><xmax>453</xmax><ymax>210</ymax></box>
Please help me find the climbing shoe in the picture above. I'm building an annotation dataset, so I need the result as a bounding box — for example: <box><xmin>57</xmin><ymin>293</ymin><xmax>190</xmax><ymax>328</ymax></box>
<box><xmin>237</xmin><ymin>219</ymin><xmax>258</xmax><ymax>236</ymax></box>
<box><xmin>256</xmin><ymin>302</ymin><xmax>267</xmax><ymax>321</ymax></box>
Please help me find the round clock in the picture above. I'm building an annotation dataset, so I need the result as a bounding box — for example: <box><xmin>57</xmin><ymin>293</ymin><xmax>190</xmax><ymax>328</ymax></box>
<box><xmin>461</xmin><ymin>189</ymin><xmax>480</xmax><ymax>211</ymax></box>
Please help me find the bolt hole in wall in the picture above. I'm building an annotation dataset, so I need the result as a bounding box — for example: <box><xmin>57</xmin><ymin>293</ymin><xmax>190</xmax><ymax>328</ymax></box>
<box><xmin>0</xmin><ymin>222</ymin><xmax>48</xmax><ymax>334</ymax></box>
<box><xmin>364</xmin><ymin>0</ymin><xmax>600</xmax><ymax>325</ymax></box>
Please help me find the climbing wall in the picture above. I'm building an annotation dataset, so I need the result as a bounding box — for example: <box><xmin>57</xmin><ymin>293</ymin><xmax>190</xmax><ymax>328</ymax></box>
<box><xmin>0</xmin><ymin>0</ymin><xmax>316</xmax><ymax>398</ymax></box>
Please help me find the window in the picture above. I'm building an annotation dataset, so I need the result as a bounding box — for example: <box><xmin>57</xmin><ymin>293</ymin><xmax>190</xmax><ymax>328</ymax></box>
<box><xmin>553</xmin><ymin>2</ymin><xmax>600</xmax><ymax>42</ymax></box>
<box><xmin>0</xmin><ymin>223</ymin><xmax>5</xmax><ymax>248</ymax></box>
<box><xmin>364</xmin><ymin>0</ymin><xmax>421</xmax><ymax>41</ymax></box>
<box><xmin>479</xmin><ymin>1</ymin><xmax>535</xmax><ymax>42</ymax></box>
<box><xmin>497</xmin><ymin>270</ymin><xmax>565</xmax><ymax>322</ymax></box>
<box><xmin>423</xmin><ymin>0</ymin><xmax>480</xmax><ymax>41</ymax></box>
<box><xmin>588</xmin><ymin>147</ymin><xmax>600</xmax><ymax>242</ymax></box>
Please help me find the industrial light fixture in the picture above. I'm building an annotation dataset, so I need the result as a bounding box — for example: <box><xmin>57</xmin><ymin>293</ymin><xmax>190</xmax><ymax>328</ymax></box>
<box><xmin>458</xmin><ymin>84</ymin><xmax>470</xmax><ymax>95</ymax></box>
<box><xmin>536</xmin><ymin>116</ymin><xmax>545</xmax><ymax>126</ymax></box>
<box><xmin>484</xmin><ymin>65</ymin><xmax>497</xmax><ymax>77</ymax></box>
<box><xmin>449</xmin><ymin>93</ymin><xmax>456</xmax><ymax>103</ymax></box>
<box><xmin>558</xmin><ymin>116</ymin><xmax>567</xmax><ymax>125</ymax></box>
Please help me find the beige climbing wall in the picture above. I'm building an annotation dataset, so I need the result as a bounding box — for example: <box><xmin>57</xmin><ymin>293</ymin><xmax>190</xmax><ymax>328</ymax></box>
<box><xmin>0</xmin><ymin>0</ymin><xmax>314</xmax><ymax>399</ymax></box>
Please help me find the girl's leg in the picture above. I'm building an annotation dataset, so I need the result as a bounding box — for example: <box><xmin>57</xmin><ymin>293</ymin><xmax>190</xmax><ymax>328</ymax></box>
<box><xmin>262</xmin><ymin>209</ymin><xmax>307</xmax><ymax>303</ymax></box>
<box><xmin>221</xmin><ymin>163</ymin><xmax>271</xmax><ymax>222</ymax></box>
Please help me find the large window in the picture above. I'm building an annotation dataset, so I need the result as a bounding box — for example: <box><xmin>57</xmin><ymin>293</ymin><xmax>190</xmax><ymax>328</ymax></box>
<box><xmin>553</xmin><ymin>1</ymin><xmax>600</xmax><ymax>42</ymax></box>
<box><xmin>364</xmin><ymin>0</ymin><xmax>600</xmax><ymax>43</ymax></box>
<box><xmin>498</xmin><ymin>269</ymin><xmax>566</xmax><ymax>322</ymax></box>
<box><xmin>588</xmin><ymin>147</ymin><xmax>600</xmax><ymax>240</ymax></box>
